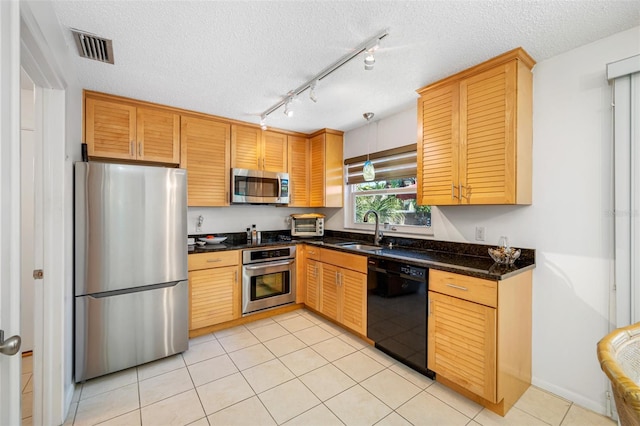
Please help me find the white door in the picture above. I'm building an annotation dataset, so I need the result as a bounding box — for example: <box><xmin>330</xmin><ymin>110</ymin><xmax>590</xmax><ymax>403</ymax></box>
<box><xmin>0</xmin><ymin>1</ymin><xmax>24</xmax><ymax>424</ymax></box>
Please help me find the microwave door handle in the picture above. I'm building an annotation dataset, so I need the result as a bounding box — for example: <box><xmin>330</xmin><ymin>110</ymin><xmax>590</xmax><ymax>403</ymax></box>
<box><xmin>277</xmin><ymin>176</ymin><xmax>282</xmax><ymax>200</ymax></box>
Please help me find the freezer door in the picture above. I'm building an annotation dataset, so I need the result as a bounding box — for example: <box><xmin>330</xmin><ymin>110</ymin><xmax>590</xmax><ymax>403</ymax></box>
<box><xmin>75</xmin><ymin>162</ymin><xmax>187</xmax><ymax>295</ymax></box>
<box><xmin>75</xmin><ymin>280</ymin><xmax>188</xmax><ymax>382</ymax></box>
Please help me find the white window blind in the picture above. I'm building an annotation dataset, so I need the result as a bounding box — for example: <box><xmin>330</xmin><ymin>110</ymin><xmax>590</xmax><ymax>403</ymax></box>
<box><xmin>344</xmin><ymin>144</ymin><xmax>417</xmax><ymax>185</ymax></box>
<box><xmin>610</xmin><ymin>54</ymin><xmax>640</xmax><ymax>327</ymax></box>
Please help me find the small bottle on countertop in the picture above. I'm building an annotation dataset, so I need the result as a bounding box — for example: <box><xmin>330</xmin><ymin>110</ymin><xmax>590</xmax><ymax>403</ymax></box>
<box><xmin>251</xmin><ymin>224</ymin><xmax>257</xmax><ymax>245</ymax></box>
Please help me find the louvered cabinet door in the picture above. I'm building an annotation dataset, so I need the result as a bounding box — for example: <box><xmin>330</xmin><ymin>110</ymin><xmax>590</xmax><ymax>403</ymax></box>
<box><xmin>319</xmin><ymin>263</ymin><xmax>339</xmax><ymax>321</ymax></box>
<box><xmin>181</xmin><ymin>117</ymin><xmax>230</xmax><ymax>206</ymax></box>
<box><xmin>309</xmin><ymin>134</ymin><xmax>325</xmax><ymax>207</ymax></box>
<box><xmin>287</xmin><ymin>135</ymin><xmax>310</xmax><ymax>207</ymax></box>
<box><xmin>305</xmin><ymin>259</ymin><xmax>320</xmax><ymax>310</ymax></box>
<box><xmin>85</xmin><ymin>97</ymin><xmax>137</xmax><ymax>160</ymax></box>
<box><xmin>417</xmin><ymin>83</ymin><xmax>459</xmax><ymax>206</ymax></box>
<box><xmin>340</xmin><ymin>268</ymin><xmax>367</xmax><ymax>335</ymax></box>
<box><xmin>262</xmin><ymin>131</ymin><xmax>288</xmax><ymax>172</ymax></box>
<box><xmin>189</xmin><ymin>265</ymin><xmax>240</xmax><ymax>330</ymax></box>
<box><xmin>231</xmin><ymin>124</ymin><xmax>261</xmax><ymax>170</ymax></box>
<box><xmin>428</xmin><ymin>291</ymin><xmax>497</xmax><ymax>402</ymax></box>
<box><xmin>137</xmin><ymin>107</ymin><xmax>180</xmax><ymax>164</ymax></box>
<box><xmin>459</xmin><ymin>62</ymin><xmax>517</xmax><ymax>204</ymax></box>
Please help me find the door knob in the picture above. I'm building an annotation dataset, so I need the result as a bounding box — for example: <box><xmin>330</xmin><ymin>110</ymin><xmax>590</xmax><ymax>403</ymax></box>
<box><xmin>0</xmin><ymin>330</ymin><xmax>21</xmax><ymax>356</ymax></box>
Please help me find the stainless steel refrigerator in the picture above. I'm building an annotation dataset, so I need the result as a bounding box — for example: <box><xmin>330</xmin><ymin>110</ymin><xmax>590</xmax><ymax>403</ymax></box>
<box><xmin>74</xmin><ymin>162</ymin><xmax>188</xmax><ymax>382</ymax></box>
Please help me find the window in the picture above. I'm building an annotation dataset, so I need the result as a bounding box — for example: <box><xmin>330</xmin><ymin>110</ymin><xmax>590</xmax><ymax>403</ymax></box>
<box><xmin>344</xmin><ymin>144</ymin><xmax>432</xmax><ymax>235</ymax></box>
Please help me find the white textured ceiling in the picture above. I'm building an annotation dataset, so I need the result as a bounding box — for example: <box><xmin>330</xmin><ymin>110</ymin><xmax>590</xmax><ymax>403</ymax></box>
<box><xmin>51</xmin><ymin>0</ymin><xmax>640</xmax><ymax>134</ymax></box>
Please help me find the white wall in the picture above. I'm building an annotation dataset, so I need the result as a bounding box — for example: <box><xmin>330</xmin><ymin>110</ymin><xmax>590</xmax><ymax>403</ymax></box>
<box><xmin>327</xmin><ymin>25</ymin><xmax>640</xmax><ymax>414</ymax></box>
<box><xmin>187</xmin><ymin>206</ymin><xmax>320</xmax><ymax>235</ymax></box>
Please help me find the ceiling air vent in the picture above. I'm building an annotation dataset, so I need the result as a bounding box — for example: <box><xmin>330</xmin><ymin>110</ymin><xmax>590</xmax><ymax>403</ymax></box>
<box><xmin>71</xmin><ymin>29</ymin><xmax>114</xmax><ymax>64</ymax></box>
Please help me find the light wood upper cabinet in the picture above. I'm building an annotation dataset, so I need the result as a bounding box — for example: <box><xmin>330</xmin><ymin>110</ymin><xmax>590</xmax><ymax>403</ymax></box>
<box><xmin>231</xmin><ymin>125</ymin><xmax>287</xmax><ymax>172</ymax></box>
<box><xmin>309</xmin><ymin>130</ymin><xmax>344</xmax><ymax>208</ymax></box>
<box><xmin>427</xmin><ymin>268</ymin><xmax>532</xmax><ymax>416</ymax></box>
<box><xmin>417</xmin><ymin>48</ymin><xmax>534</xmax><ymax>205</ymax></box>
<box><xmin>262</xmin><ymin>131</ymin><xmax>288</xmax><ymax>172</ymax></box>
<box><xmin>231</xmin><ymin>124</ymin><xmax>261</xmax><ymax>170</ymax></box>
<box><xmin>287</xmin><ymin>135</ymin><xmax>310</xmax><ymax>207</ymax></box>
<box><xmin>85</xmin><ymin>94</ymin><xmax>180</xmax><ymax>164</ymax></box>
<box><xmin>180</xmin><ymin>116</ymin><xmax>230</xmax><ymax>206</ymax></box>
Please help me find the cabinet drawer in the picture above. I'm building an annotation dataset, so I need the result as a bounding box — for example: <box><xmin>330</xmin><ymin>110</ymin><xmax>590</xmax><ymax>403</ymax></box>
<box><xmin>306</xmin><ymin>245</ymin><xmax>321</xmax><ymax>261</ymax></box>
<box><xmin>188</xmin><ymin>250</ymin><xmax>240</xmax><ymax>271</ymax></box>
<box><xmin>429</xmin><ymin>269</ymin><xmax>497</xmax><ymax>307</ymax></box>
<box><xmin>320</xmin><ymin>248</ymin><xmax>367</xmax><ymax>274</ymax></box>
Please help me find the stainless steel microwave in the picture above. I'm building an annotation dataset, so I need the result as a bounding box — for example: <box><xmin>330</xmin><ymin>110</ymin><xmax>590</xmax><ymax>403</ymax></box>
<box><xmin>231</xmin><ymin>168</ymin><xmax>289</xmax><ymax>204</ymax></box>
<box><xmin>291</xmin><ymin>213</ymin><xmax>325</xmax><ymax>237</ymax></box>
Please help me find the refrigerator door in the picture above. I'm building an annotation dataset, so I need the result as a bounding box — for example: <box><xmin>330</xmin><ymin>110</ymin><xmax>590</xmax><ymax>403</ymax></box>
<box><xmin>75</xmin><ymin>280</ymin><xmax>189</xmax><ymax>382</ymax></box>
<box><xmin>75</xmin><ymin>162</ymin><xmax>187</xmax><ymax>296</ymax></box>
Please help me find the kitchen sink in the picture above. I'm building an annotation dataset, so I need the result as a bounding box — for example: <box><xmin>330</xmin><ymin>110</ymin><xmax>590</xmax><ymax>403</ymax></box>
<box><xmin>336</xmin><ymin>243</ymin><xmax>382</xmax><ymax>252</ymax></box>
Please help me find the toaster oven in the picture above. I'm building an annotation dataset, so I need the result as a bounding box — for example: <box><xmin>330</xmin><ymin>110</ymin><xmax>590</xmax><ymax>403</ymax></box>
<box><xmin>290</xmin><ymin>213</ymin><xmax>325</xmax><ymax>237</ymax></box>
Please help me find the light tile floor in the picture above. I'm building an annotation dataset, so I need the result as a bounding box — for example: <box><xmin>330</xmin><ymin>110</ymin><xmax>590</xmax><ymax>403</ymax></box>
<box><xmin>63</xmin><ymin>309</ymin><xmax>615</xmax><ymax>426</ymax></box>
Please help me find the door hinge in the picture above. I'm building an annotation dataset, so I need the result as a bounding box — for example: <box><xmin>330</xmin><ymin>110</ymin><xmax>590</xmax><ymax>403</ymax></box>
<box><xmin>33</xmin><ymin>269</ymin><xmax>44</xmax><ymax>279</ymax></box>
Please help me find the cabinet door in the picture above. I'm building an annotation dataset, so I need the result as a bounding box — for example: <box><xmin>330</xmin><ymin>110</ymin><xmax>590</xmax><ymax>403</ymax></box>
<box><xmin>85</xmin><ymin>97</ymin><xmax>136</xmax><ymax>160</ymax></box>
<box><xmin>262</xmin><ymin>131</ymin><xmax>288</xmax><ymax>172</ymax></box>
<box><xmin>417</xmin><ymin>82</ymin><xmax>459</xmax><ymax>206</ymax></box>
<box><xmin>324</xmin><ymin>132</ymin><xmax>343</xmax><ymax>208</ymax></box>
<box><xmin>319</xmin><ymin>263</ymin><xmax>339</xmax><ymax>321</ymax></box>
<box><xmin>287</xmin><ymin>135</ymin><xmax>309</xmax><ymax>207</ymax></box>
<box><xmin>459</xmin><ymin>62</ymin><xmax>516</xmax><ymax>204</ymax></box>
<box><xmin>231</xmin><ymin>124</ymin><xmax>261</xmax><ymax>169</ymax></box>
<box><xmin>340</xmin><ymin>268</ymin><xmax>367</xmax><ymax>335</ymax></box>
<box><xmin>180</xmin><ymin>117</ymin><xmax>230</xmax><ymax>206</ymax></box>
<box><xmin>189</xmin><ymin>265</ymin><xmax>240</xmax><ymax>330</ymax></box>
<box><xmin>428</xmin><ymin>291</ymin><xmax>497</xmax><ymax>402</ymax></box>
<box><xmin>305</xmin><ymin>259</ymin><xmax>320</xmax><ymax>310</ymax></box>
<box><xmin>309</xmin><ymin>134</ymin><xmax>325</xmax><ymax>207</ymax></box>
<box><xmin>136</xmin><ymin>107</ymin><xmax>180</xmax><ymax>164</ymax></box>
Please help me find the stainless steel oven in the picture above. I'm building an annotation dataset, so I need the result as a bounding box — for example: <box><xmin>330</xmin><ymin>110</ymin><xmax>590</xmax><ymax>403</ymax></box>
<box><xmin>242</xmin><ymin>246</ymin><xmax>296</xmax><ymax>315</ymax></box>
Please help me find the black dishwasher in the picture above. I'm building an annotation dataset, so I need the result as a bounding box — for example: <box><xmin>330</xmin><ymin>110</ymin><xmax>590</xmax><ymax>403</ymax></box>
<box><xmin>367</xmin><ymin>257</ymin><xmax>435</xmax><ymax>378</ymax></box>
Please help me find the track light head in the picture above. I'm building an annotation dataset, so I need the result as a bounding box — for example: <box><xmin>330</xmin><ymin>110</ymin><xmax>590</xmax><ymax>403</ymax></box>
<box><xmin>309</xmin><ymin>81</ymin><xmax>318</xmax><ymax>103</ymax></box>
<box><xmin>364</xmin><ymin>50</ymin><xmax>375</xmax><ymax>71</ymax></box>
<box><xmin>284</xmin><ymin>98</ymin><xmax>294</xmax><ymax>117</ymax></box>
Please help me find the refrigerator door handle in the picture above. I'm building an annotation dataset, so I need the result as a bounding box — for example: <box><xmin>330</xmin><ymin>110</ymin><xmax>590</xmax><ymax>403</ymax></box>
<box><xmin>87</xmin><ymin>281</ymin><xmax>184</xmax><ymax>298</ymax></box>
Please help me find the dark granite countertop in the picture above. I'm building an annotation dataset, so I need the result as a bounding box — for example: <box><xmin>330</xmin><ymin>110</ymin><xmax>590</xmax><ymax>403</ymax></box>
<box><xmin>188</xmin><ymin>231</ymin><xmax>535</xmax><ymax>281</ymax></box>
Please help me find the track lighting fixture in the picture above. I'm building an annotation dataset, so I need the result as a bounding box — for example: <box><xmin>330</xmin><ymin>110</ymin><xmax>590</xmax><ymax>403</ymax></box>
<box><xmin>258</xmin><ymin>29</ymin><xmax>389</xmax><ymax>126</ymax></box>
<box><xmin>284</xmin><ymin>97</ymin><xmax>294</xmax><ymax>117</ymax></box>
<box><xmin>309</xmin><ymin>81</ymin><xmax>318</xmax><ymax>103</ymax></box>
<box><xmin>364</xmin><ymin>50</ymin><xmax>375</xmax><ymax>71</ymax></box>
<box><xmin>260</xmin><ymin>115</ymin><xmax>267</xmax><ymax>130</ymax></box>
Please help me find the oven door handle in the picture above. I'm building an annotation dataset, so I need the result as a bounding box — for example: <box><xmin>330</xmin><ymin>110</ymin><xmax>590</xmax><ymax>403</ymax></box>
<box><xmin>243</xmin><ymin>260</ymin><xmax>294</xmax><ymax>270</ymax></box>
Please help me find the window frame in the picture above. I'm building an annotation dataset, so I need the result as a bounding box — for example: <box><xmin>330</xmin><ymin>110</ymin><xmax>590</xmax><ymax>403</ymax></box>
<box><xmin>344</xmin><ymin>180</ymin><xmax>433</xmax><ymax>236</ymax></box>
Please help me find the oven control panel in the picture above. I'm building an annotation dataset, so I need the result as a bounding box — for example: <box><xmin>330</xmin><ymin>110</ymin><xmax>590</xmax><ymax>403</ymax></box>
<box><xmin>243</xmin><ymin>246</ymin><xmax>296</xmax><ymax>264</ymax></box>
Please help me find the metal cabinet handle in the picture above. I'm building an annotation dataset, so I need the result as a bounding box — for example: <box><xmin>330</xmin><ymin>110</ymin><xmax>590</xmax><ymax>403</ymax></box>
<box><xmin>130</xmin><ymin>141</ymin><xmax>135</xmax><ymax>157</ymax></box>
<box><xmin>460</xmin><ymin>184</ymin><xmax>468</xmax><ymax>199</ymax></box>
<box><xmin>0</xmin><ymin>330</ymin><xmax>21</xmax><ymax>356</ymax></box>
<box><xmin>206</xmin><ymin>258</ymin><xmax>222</xmax><ymax>263</ymax></box>
<box><xmin>138</xmin><ymin>141</ymin><xmax>143</xmax><ymax>157</ymax></box>
<box><xmin>446</xmin><ymin>283</ymin><xmax>468</xmax><ymax>291</ymax></box>
<box><xmin>234</xmin><ymin>270</ymin><xmax>238</xmax><ymax>283</ymax></box>
<box><xmin>428</xmin><ymin>298</ymin><xmax>432</xmax><ymax>317</ymax></box>
<box><xmin>451</xmin><ymin>183</ymin><xmax>458</xmax><ymax>199</ymax></box>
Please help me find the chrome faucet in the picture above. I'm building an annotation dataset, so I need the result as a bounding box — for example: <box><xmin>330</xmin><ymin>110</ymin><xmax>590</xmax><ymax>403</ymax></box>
<box><xmin>363</xmin><ymin>210</ymin><xmax>383</xmax><ymax>245</ymax></box>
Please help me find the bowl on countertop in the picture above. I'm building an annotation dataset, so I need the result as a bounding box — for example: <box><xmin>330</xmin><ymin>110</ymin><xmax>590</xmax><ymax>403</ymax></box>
<box><xmin>199</xmin><ymin>237</ymin><xmax>227</xmax><ymax>245</ymax></box>
<box><xmin>488</xmin><ymin>246</ymin><xmax>521</xmax><ymax>265</ymax></box>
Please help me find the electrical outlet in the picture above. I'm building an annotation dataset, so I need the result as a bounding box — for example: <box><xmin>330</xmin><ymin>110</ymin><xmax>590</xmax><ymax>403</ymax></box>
<box><xmin>475</xmin><ymin>226</ymin><xmax>486</xmax><ymax>241</ymax></box>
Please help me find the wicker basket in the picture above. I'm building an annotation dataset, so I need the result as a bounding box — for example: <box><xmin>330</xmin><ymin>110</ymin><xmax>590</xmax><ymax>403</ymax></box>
<box><xmin>597</xmin><ymin>322</ymin><xmax>640</xmax><ymax>426</ymax></box>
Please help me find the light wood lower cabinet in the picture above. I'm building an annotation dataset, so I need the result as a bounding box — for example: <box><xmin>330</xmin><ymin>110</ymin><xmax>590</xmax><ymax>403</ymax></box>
<box><xmin>427</xmin><ymin>269</ymin><xmax>532</xmax><ymax>416</ymax></box>
<box><xmin>188</xmin><ymin>251</ymin><xmax>241</xmax><ymax>331</ymax></box>
<box><xmin>303</xmin><ymin>246</ymin><xmax>367</xmax><ymax>335</ymax></box>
